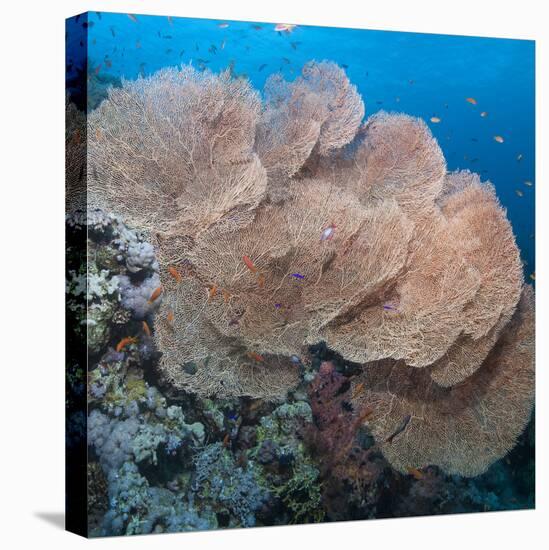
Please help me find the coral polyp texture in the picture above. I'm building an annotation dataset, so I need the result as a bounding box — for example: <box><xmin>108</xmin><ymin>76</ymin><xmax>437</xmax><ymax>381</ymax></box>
<box><xmin>88</xmin><ymin>61</ymin><xmax>534</xmax><ymax>476</ymax></box>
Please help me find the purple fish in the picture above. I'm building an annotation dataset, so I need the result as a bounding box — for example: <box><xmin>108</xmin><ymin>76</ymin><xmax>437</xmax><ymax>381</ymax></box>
<box><xmin>274</xmin><ymin>303</ymin><xmax>282</xmax><ymax>309</ymax></box>
<box><xmin>291</xmin><ymin>273</ymin><xmax>305</xmax><ymax>280</ymax></box>
<box><xmin>383</xmin><ymin>303</ymin><xmax>397</xmax><ymax>311</ymax></box>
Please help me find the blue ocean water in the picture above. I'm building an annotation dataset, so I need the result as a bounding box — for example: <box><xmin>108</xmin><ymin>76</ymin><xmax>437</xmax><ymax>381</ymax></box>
<box><xmin>66</xmin><ymin>11</ymin><xmax>535</xmax><ymax>278</ymax></box>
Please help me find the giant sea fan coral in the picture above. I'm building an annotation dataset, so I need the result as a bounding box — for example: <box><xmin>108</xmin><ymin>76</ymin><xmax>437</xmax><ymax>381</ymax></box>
<box><xmin>88</xmin><ymin>61</ymin><xmax>534</xmax><ymax>476</ymax></box>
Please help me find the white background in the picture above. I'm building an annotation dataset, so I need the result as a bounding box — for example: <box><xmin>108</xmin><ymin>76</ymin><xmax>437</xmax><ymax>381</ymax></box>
<box><xmin>0</xmin><ymin>0</ymin><xmax>546</xmax><ymax>548</ymax></box>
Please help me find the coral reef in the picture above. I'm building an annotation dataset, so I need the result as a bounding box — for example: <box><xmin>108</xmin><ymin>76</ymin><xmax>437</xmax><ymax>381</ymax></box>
<box><xmin>86</xmin><ymin>60</ymin><xmax>534</xmax><ymax>482</ymax></box>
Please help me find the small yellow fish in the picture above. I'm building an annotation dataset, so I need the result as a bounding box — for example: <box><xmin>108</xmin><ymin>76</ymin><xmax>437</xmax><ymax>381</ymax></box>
<box><xmin>529</xmin><ymin>273</ymin><xmax>535</xmax><ymax>281</ymax></box>
<box><xmin>430</xmin><ymin>116</ymin><xmax>441</xmax><ymax>123</ymax></box>
<box><xmin>407</xmin><ymin>467</ymin><xmax>424</xmax><ymax>480</ymax></box>
<box><xmin>494</xmin><ymin>135</ymin><xmax>504</xmax><ymax>143</ymax></box>
<box><xmin>466</xmin><ymin>97</ymin><xmax>477</xmax><ymax>105</ymax></box>
<box><xmin>524</xmin><ymin>180</ymin><xmax>533</xmax><ymax>187</ymax></box>
<box><xmin>515</xmin><ymin>189</ymin><xmax>524</xmax><ymax>197</ymax></box>
<box><xmin>480</xmin><ymin>111</ymin><xmax>488</xmax><ymax>117</ymax></box>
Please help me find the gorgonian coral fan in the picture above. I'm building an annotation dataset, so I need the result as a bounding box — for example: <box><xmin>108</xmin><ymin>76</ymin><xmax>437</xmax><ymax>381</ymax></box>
<box><xmin>88</xmin><ymin>61</ymin><xmax>534</xmax><ymax>476</ymax></box>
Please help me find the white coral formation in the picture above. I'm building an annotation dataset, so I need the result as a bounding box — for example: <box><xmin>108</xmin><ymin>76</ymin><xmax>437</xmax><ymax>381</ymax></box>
<box><xmin>88</xmin><ymin>62</ymin><xmax>534</xmax><ymax>476</ymax></box>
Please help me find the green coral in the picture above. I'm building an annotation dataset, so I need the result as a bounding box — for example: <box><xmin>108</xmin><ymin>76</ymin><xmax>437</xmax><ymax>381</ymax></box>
<box><xmin>251</xmin><ymin>401</ymin><xmax>324</xmax><ymax>523</ymax></box>
<box><xmin>271</xmin><ymin>460</ymin><xmax>324</xmax><ymax>523</ymax></box>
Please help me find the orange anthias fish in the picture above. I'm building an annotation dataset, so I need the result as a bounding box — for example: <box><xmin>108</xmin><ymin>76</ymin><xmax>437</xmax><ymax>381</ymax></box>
<box><xmin>247</xmin><ymin>351</ymin><xmax>264</xmax><ymax>362</ymax></box>
<box><xmin>167</xmin><ymin>310</ymin><xmax>175</xmax><ymax>323</ymax></box>
<box><xmin>208</xmin><ymin>284</ymin><xmax>218</xmax><ymax>301</ymax></box>
<box><xmin>358</xmin><ymin>406</ymin><xmax>374</xmax><ymax>423</ymax></box>
<box><xmin>351</xmin><ymin>382</ymin><xmax>366</xmax><ymax>399</ymax></box>
<box><xmin>116</xmin><ymin>336</ymin><xmax>138</xmax><ymax>353</ymax></box>
<box><xmin>465</xmin><ymin>97</ymin><xmax>477</xmax><ymax>105</ymax></box>
<box><xmin>168</xmin><ymin>266</ymin><xmax>182</xmax><ymax>283</ymax></box>
<box><xmin>142</xmin><ymin>321</ymin><xmax>151</xmax><ymax>337</ymax></box>
<box><xmin>274</xmin><ymin>23</ymin><xmax>297</xmax><ymax>33</ymax></box>
<box><xmin>242</xmin><ymin>255</ymin><xmax>258</xmax><ymax>274</ymax></box>
<box><xmin>407</xmin><ymin>467</ymin><xmax>424</xmax><ymax>480</ymax></box>
<box><xmin>430</xmin><ymin>116</ymin><xmax>441</xmax><ymax>123</ymax></box>
<box><xmin>257</xmin><ymin>273</ymin><xmax>266</xmax><ymax>288</ymax></box>
<box><xmin>222</xmin><ymin>289</ymin><xmax>231</xmax><ymax>304</ymax></box>
<box><xmin>127</xmin><ymin>13</ymin><xmax>138</xmax><ymax>23</ymax></box>
<box><xmin>494</xmin><ymin>135</ymin><xmax>505</xmax><ymax>143</ymax></box>
<box><xmin>148</xmin><ymin>286</ymin><xmax>163</xmax><ymax>303</ymax></box>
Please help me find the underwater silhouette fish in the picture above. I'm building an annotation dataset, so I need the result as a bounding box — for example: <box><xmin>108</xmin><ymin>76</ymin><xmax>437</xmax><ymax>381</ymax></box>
<box><xmin>127</xmin><ymin>13</ymin><xmax>138</xmax><ymax>23</ymax></box>
<box><xmin>251</xmin><ymin>24</ymin><xmax>263</xmax><ymax>30</ymax></box>
<box><xmin>167</xmin><ymin>16</ymin><xmax>173</xmax><ymax>25</ymax></box>
<box><xmin>218</xmin><ymin>22</ymin><xmax>229</xmax><ymax>28</ymax></box>
<box><xmin>515</xmin><ymin>189</ymin><xmax>524</xmax><ymax>197</ymax></box>
<box><xmin>480</xmin><ymin>111</ymin><xmax>488</xmax><ymax>117</ymax></box>
<box><xmin>290</xmin><ymin>41</ymin><xmax>301</xmax><ymax>50</ymax></box>
<box><xmin>209</xmin><ymin>44</ymin><xmax>217</xmax><ymax>54</ymax></box>
<box><xmin>258</xmin><ymin>63</ymin><xmax>268</xmax><ymax>71</ymax></box>
<box><xmin>524</xmin><ymin>180</ymin><xmax>533</xmax><ymax>186</ymax></box>
<box><xmin>430</xmin><ymin>117</ymin><xmax>441</xmax><ymax>123</ymax></box>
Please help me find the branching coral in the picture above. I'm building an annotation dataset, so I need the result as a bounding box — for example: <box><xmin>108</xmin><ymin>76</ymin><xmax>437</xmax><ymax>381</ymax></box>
<box><xmin>88</xmin><ymin>61</ymin><xmax>534</xmax><ymax>475</ymax></box>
